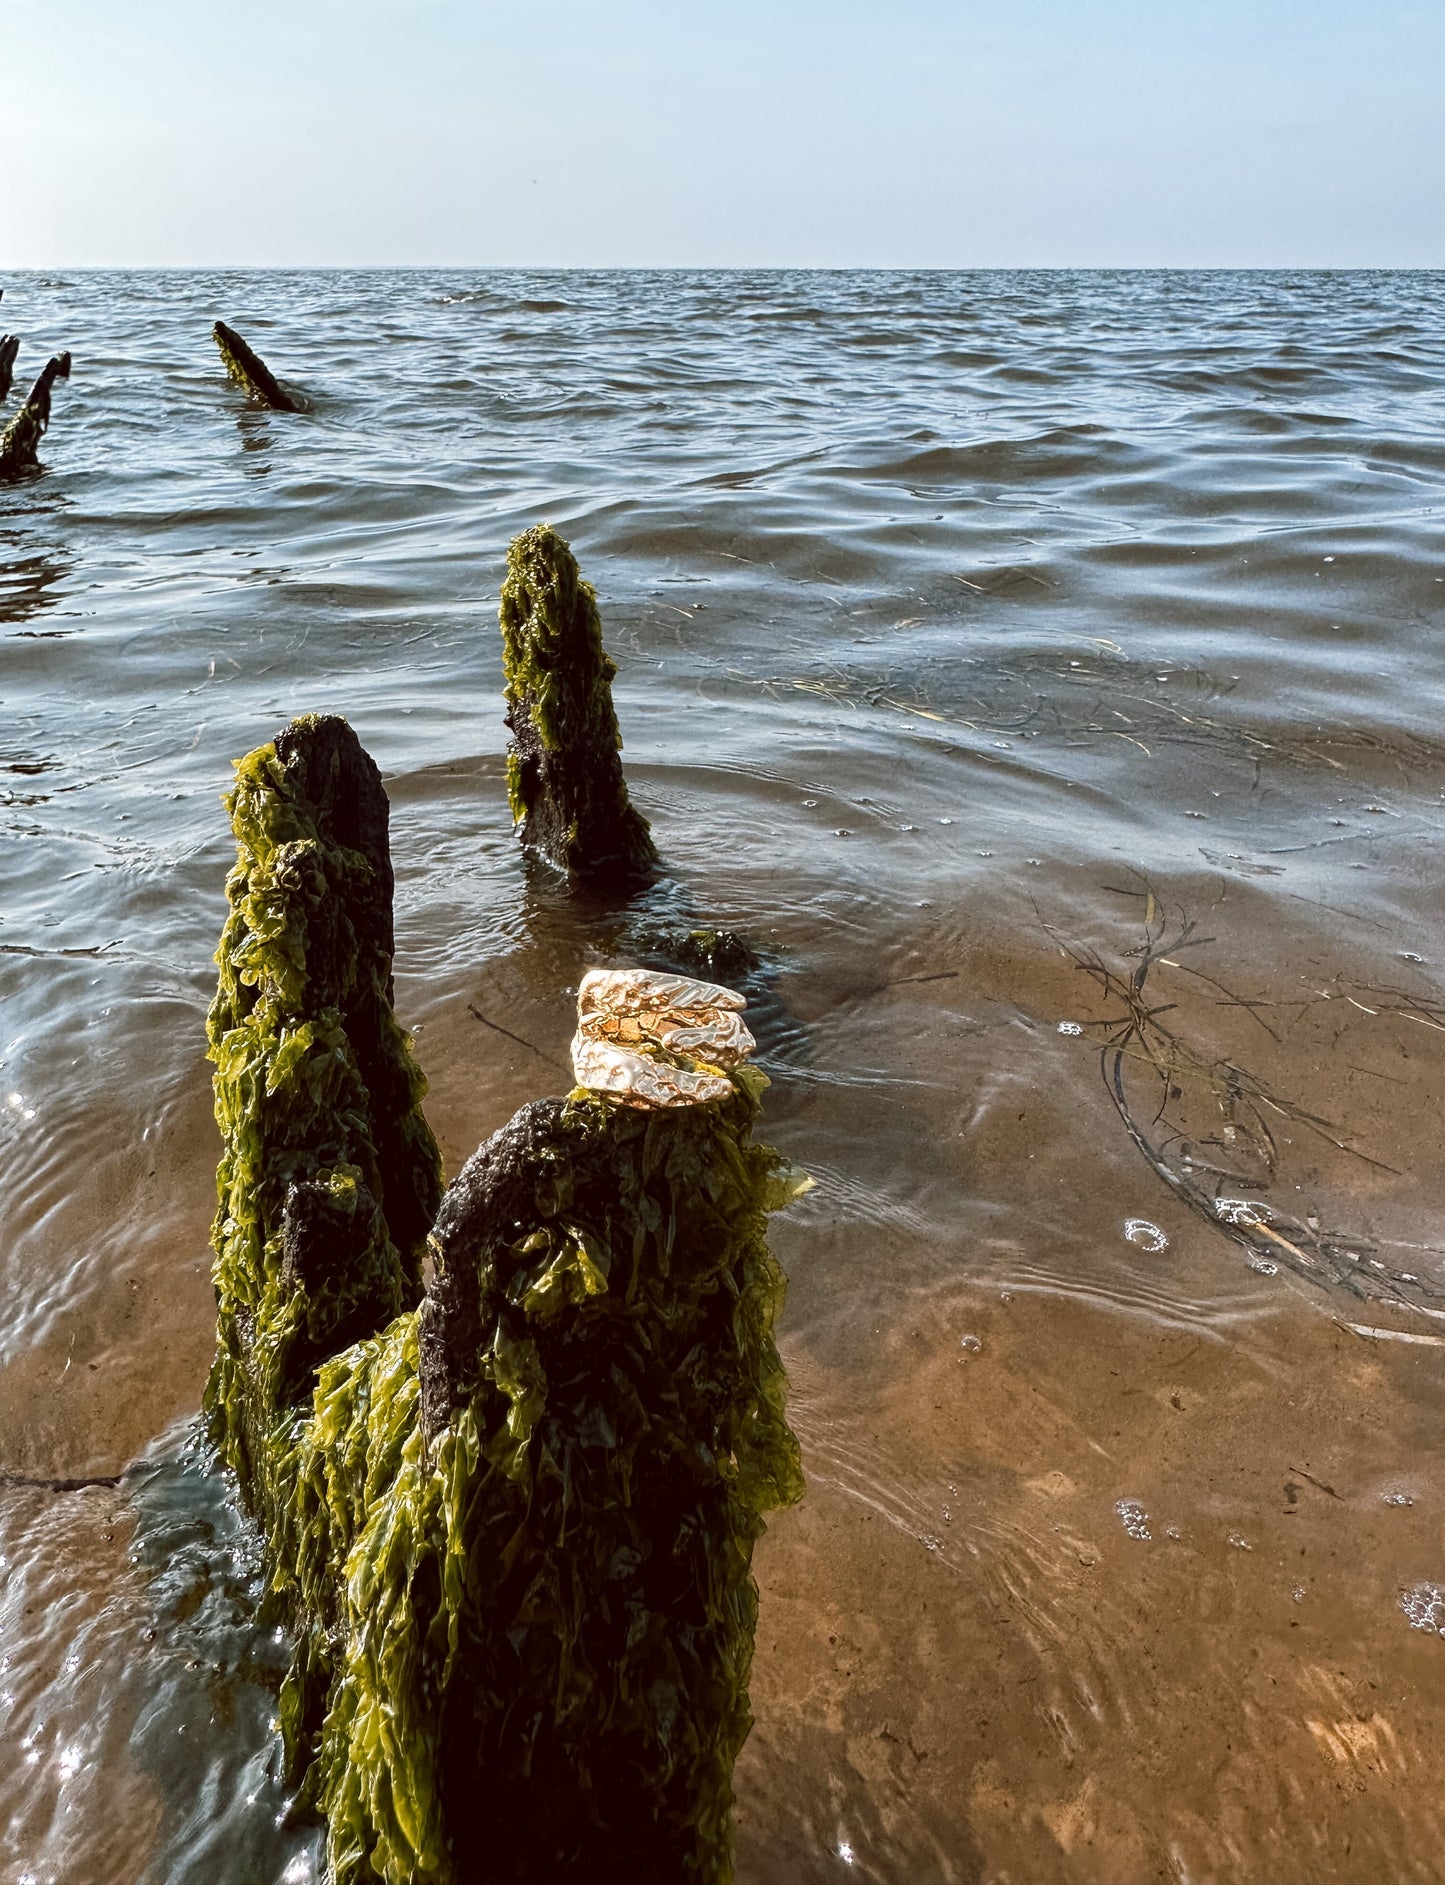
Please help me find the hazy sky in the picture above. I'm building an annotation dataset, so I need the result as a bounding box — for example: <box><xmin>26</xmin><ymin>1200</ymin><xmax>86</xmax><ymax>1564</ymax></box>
<box><xmin>1</xmin><ymin>0</ymin><xmax>1439</xmax><ymax>267</ymax></box>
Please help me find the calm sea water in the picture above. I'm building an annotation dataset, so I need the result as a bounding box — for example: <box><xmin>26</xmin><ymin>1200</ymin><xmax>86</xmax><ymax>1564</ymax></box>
<box><xmin>3</xmin><ymin>269</ymin><xmax>1444</xmax><ymax>1883</ymax></box>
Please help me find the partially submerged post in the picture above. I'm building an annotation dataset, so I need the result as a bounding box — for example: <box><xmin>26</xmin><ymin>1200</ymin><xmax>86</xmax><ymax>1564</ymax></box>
<box><xmin>212</xmin><ymin>319</ymin><xmax>307</xmax><ymax>413</ymax></box>
<box><xmin>204</xmin><ymin>712</ymin><xmax>443</xmax><ymax>1513</ymax></box>
<box><xmin>0</xmin><ymin>352</ymin><xmax>71</xmax><ymax>481</ymax></box>
<box><xmin>500</xmin><ymin>523</ymin><xmax>659</xmax><ymax>889</ymax></box>
<box><xmin>0</xmin><ymin>335</ymin><xmax>18</xmax><ymax>403</ymax></box>
<box><xmin>205</xmin><ymin>864</ymin><xmax>804</xmax><ymax>1880</ymax></box>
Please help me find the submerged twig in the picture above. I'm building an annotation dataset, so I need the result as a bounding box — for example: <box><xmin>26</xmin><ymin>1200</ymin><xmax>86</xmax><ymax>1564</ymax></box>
<box><xmin>0</xmin><ymin>1468</ymin><xmax>124</xmax><ymax>1493</ymax></box>
<box><xmin>1044</xmin><ymin>891</ymin><xmax>1436</xmax><ymax>1310</ymax></box>
<box><xmin>466</xmin><ymin>1001</ymin><xmax>565</xmax><ymax>1070</ymax></box>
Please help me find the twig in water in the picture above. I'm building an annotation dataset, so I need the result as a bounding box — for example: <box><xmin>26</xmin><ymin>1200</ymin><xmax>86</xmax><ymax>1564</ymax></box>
<box><xmin>467</xmin><ymin>1004</ymin><xmax>566</xmax><ymax>1071</ymax></box>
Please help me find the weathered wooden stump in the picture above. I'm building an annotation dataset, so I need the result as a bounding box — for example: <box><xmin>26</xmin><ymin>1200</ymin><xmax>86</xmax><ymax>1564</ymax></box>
<box><xmin>500</xmin><ymin>523</ymin><xmax>659</xmax><ymax>890</ymax></box>
<box><xmin>204</xmin><ymin>712</ymin><xmax>443</xmax><ymax>1511</ymax></box>
<box><xmin>0</xmin><ymin>351</ymin><xmax>71</xmax><ymax>481</ymax></box>
<box><xmin>213</xmin><ymin>318</ymin><xmax>307</xmax><ymax>412</ymax></box>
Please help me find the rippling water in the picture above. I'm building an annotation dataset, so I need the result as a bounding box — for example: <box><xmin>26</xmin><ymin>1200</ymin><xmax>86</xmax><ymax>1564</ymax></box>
<box><xmin>3</xmin><ymin>269</ymin><xmax>1444</xmax><ymax>1883</ymax></box>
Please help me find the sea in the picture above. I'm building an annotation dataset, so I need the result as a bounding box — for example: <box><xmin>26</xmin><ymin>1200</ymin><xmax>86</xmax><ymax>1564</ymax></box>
<box><xmin>2</xmin><ymin>268</ymin><xmax>1444</xmax><ymax>1883</ymax></box>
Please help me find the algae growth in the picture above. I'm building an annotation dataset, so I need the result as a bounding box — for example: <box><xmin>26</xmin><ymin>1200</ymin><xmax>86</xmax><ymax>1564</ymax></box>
<box><xmin>204</xmin><ymin>713</ymin><xmax>443</xmax><ymax>1513</ymax></box>
<box><xmin>275</xmin><ymin>1073</ymin><xmax>804</xmax><ymax>1883</ymax></box>
<box><xmin>213</xmin><ymin>318</ymin><xmax>308</xmax><ymax>413</ymax></box>
<box><xmin>0</xmin><ymin>351</ymin><xmax>71</xmax><ymax>481</ymax></box>
<box><xmin>500</xmin><ymin>523</ymin><xmax>660</xmax><ymax>888</ymax></box>
<box><xmin>0</xmin><ymin>334</ymin><xmax>17</xmax><ymax>404</ymax></box>
<box><xmin>205</xmin><ymin>716</ymin><xmax>802</xmax><ymax>1882</ymax></box>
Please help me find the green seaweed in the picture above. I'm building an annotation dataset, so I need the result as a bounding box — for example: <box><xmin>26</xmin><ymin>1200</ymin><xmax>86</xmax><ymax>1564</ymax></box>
<box><xmin>499</xmin><ymin>524</ymin><xmax>659</xmax><ymax>888</ymax></box>
<box><xmin>0</xmin><ymin>351</ymin><xmax>71</xmax><ymax>481</ymax></box>
<box><xmin>213</xmin><ymin>318</ymin><xmax>307</xmax><ymax>413</ymax></box>
<box><xmin>268</xmin><ymin>1070</ymin><xmax>804</xmax><ymax>1884</ymax></box>
<box><xmin>206</xmin><ymin>714</ymin><xmax>802</xmax><ymax>1881</ymax></box>
<box><xmin>204</xmin><ymin>714</ymin><xmax>443</xmax><ymax>1514</ymax></box>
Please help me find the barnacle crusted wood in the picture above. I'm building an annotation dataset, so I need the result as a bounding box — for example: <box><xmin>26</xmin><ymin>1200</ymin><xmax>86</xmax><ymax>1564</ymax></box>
<box><xmin>0</xmin><ymin>351</ymin><xmax>71</xmax><ymax>480</ymax></box>
<box><xmin>204</xmin><ymin>713</ymin><xmax>443</xmax><ymax>1513</ymax></box>
<box><xmin>499</xmin><ymin>523</ymin><xmax>659</xmax><ymax>886</ymax></box>
<box><xmin>212</xmin><ymin>318</ymin><xmax>307</xmax><ymax>412</ymax></box>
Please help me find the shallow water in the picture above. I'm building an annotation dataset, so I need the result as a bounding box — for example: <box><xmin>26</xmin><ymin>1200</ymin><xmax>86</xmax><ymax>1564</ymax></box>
<box><xmin>2</xmin><ymin>268</ymin><xmax>1444</xmax><ymax>1883</ymax></box>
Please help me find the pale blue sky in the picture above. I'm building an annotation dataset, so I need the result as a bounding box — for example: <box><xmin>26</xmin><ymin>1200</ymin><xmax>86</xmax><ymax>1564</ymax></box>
<box><xmin>0</xmin><ymin>0</ymin><xmax>1439</xmax><ymax>266</ymax></box>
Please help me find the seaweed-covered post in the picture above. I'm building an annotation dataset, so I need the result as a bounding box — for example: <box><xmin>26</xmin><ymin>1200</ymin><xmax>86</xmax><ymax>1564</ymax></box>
<box><xmin>500</xmin><ymin>523</ymin><xmax>660</xmax><ymax>889</ymax></box>
<box><xmin>256</xmin><ymin>969</ymin><xmax>805</xmax><ymax>1884</ymax></box>
<box><xmin>212</xmin><ymin>319</ymin><xmax>307</xmax><ymax>412</ymax></box>
<box><xmin>0</xmin><ymin>351</ymin><xmax>71</xmax><ymax>481</ymax></box>
<box><xmin>204</xmin><ymin>712</ymin><xmax>443</xmax><ymax>1519</ymax></box>
<box><xmin>0</xmin><ymin>334</ymin><xmax>18</xmax><ymax>403</ymax></box>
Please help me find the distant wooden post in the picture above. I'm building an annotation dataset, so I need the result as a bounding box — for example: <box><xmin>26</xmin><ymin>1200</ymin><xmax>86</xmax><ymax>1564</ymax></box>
<box><xmin>212</xmin><ymin>319</ymin><xmax>307</xmax><ymax>412</ymax></box>
<box><xmin>0</xmin><ymin>352</ymin><xmax>71</xmax><ymax>480</ymax></box>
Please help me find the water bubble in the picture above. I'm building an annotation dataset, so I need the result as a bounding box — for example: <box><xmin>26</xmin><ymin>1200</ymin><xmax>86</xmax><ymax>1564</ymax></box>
<box><xmin>801</xmin><ymin>799</ymin><xmax>817</xmax><ymax>807</ymax></box>
<box><xmin>833</xmin><ymin>829</ymin><xmax>852</xmax><ymax>838</ymax></box>
<box><xmin>1116</xmin><ymin>1498</ymin><xmax>1151</xmax><ymax>1540</ymax></box>
<box><xmin>1057</xmin><ymin>1021</ymin><xmax>1083</xmax><ymax>1036</ymax></box>
<box><xmin>1399</xmin><ymin>951</ymin><xmax>1425</xmax><ymax>964</ymax></box>
<box><xmin>1401</xmin><ymin>1583</ymin><xmax>1445</xmax><ymax>1634</ymax></box>
<box><xmin>1228</xmin><ymin>1532</ymin><xmax>1253</xmax><ymax>1551</ymax></box>
<box><xmin>1382</xmin><ymin>1491</ymin><xmax>1415</xmax><ymax>1508</ymax></box>
<box><xmin>1246</xmin><ymin>1256</ymin><xmax>1278</xmax><ymax>1276</ymax></box>
<box><xmin>838</xmin><ymin>1842</ymin><xmax>856</xmax><ymax>1866</ymax></box>
<box><xmin>959</xmin><ymin>1333</ymin><xmax>982</xmax><ymax>1354</ymax></box>
<box><xmin>1215</xmin><ymin>1197</ymin><xmax>1268</xmax><ymax>1228</ymax></box>
<box><xmin>938</xmin><ymin>817</ymin><xmax>954</xmax><ymax>826</ymax></box>
<box><xmin>1124</xmin><ymin>1218</ymin><xmax>1168</xmax><ymax>1253</ymax></box>
<box><xmin>282</xmin><ymin>1858</ymin><xmax>315</xmax><ymax>1885</ymax></box>
<box><xmin>58</xmin><ymin>1743</ymin><xmax>83</xmax><ymax>1781</ymax></box>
